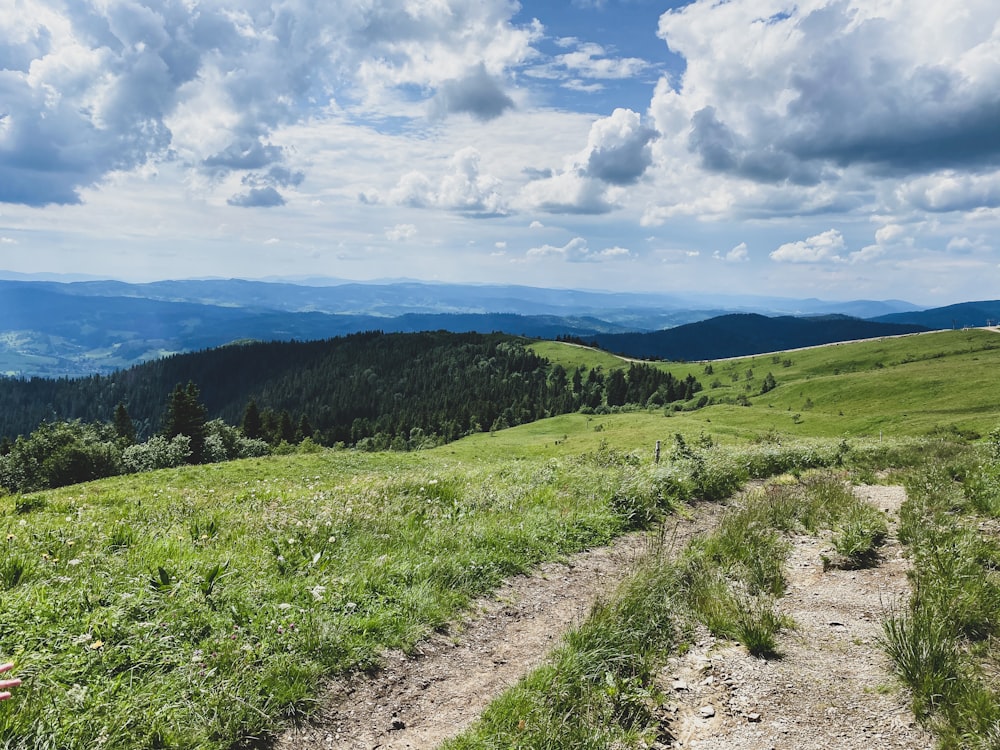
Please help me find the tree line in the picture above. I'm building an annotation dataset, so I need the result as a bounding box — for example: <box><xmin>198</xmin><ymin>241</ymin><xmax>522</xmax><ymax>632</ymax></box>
<box><xmin>0</xmin><ymin>332</ymin><xmax>702</xmax><ymax>492</ymax></box>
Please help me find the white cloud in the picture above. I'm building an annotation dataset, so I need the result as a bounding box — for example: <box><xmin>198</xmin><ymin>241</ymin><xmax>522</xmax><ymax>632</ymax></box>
<box><xmin>518</xmin><ymin>108</ymin><xmax>654</xmax><ymax>213</ymax></box>
<box><xmin>390</xmin><ymin>147</ymin><xmax>508</xmax><ymax>215</ymax></box>
<box><xmin>644</xmin><ymin>0</ymin><xmax>1000</xmax><ymax>220</ymax></box>
<box><xmin>386</xmin><ymin>223</ymin><xmax>417</xmax><ymax>241</ymax></box>
<box><xmin>526</xmin><ymin>236</ymin><xmax>631</xmax><ymax>263</ymax></box>
<box><xmin>519</xmin><ymin>171</ymin><xmax>616</xmax><ymax>215</ymax></box>
<box><xmin>898</xmin><ymin>171</ymin><xmax>1000</xmax><ymax>213</ymax></box>
<box><xmin>0</xmin><ymin>0</ymin><xmax>540</xmax><ymax>207</ymax></box>
<box><xmin>714</xmin><ymin>241</ymin><xmax>749</xmax><ymax>263</ymax></box>
<box><xmin>770</xmin><ymin>230</ymin><xmax>846</xmax><ymax>263</ymax></box>
<box><xmin>548</xmin><ymin>40</ymin><xmax>649</xmax><ymax>81</ymax></box>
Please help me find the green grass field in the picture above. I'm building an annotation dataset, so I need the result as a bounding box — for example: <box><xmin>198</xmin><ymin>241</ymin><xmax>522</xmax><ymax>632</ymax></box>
<box><xmin>530</xmin><ymin>329</ymin><xmax>1000</xmax><ymax>441</ymax></box>
<box><xmin>2</xmin><ymin>329</ymin><xmax>999</xmax><ymax>748</ymax></box>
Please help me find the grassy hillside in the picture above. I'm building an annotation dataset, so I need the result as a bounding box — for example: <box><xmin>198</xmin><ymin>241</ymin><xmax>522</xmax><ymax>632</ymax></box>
<box><xmin>2</xmin><ymin>330</ymin><xmax>999</xmax><ymax>748</ymax></box>
<box><xmin>530</xmin><ymin>328</ymin><xmax>1000</xmax><ymax>441</ymax></box>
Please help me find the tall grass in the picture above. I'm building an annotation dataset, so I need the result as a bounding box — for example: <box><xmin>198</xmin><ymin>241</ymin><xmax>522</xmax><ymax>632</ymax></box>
<box><xmin>881</xmin><ymin>441</ymin><xmax>1000</xmax><ymax>746</ymax></box>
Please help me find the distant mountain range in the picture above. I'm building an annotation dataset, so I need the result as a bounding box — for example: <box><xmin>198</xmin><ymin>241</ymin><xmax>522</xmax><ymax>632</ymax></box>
<box><xmin>0</xmin><ymin>275</ymin><xmax>994</xmax><ymax>378</ymax></box>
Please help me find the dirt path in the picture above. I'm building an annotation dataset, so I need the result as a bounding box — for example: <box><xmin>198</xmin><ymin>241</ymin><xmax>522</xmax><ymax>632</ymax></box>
<box><xmin>276</xmin><ymin>485</ymin><xmax>929</xmax><ymax>750</ymax></box>
<box><xmin>658</xmin><ymin>485</ymin><xmax>932</xmax><ymax>749</ymax></box>
<box><xmin>275</xmin><ymin>506</ymin><xmax>724</xmax><ymax>750</ymax></box>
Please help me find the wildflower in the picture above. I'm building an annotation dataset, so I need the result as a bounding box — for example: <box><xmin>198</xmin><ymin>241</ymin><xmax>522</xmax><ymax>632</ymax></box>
<box><xmin>278</xmin><ymin>602</ymin><xmax>292</xmax><ymax>611</ymax></box>
<box><xmin>310</xmin><ymin>585</ymin><xmax>326</xmax><ymax>601</ymax></box>
<box><xmin>5</xmin><ymin>534</ymin><xmax>14</xmax><ymax>541</ymax></box>
<box><xmin>68</xmin><ymin>559</ymin><xmax>82</xmax><ymax>566</ymax></box>
<box><xmin>90</xmin><ymin>641</ymin><xmax>103</xmax><ymax>650</ymax></box>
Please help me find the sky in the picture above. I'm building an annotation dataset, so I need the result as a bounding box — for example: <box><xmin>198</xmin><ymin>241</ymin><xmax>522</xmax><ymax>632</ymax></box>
<box><xmin>1</xmin><ymin>0</ymin><xmax>999</xmax><ymax>305</ymax></box>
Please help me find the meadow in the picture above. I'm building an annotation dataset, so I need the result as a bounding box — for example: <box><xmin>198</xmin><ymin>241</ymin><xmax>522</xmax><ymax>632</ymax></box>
<box><xmin>1</xmin><ymin>329</ymin><xmax>999</xmax><ymax>748</ymax></box>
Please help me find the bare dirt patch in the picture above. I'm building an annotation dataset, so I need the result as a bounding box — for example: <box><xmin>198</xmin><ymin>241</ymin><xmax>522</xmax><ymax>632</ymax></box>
<box><xmin>657</xmin><ymin>485</ymin><xmax>933</xmax><ymax>749</ymax></box>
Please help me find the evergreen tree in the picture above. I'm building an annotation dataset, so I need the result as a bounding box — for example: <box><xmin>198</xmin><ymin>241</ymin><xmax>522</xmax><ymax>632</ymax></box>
<box><xmin>295</xmin><ymin>414</ymin><xmax>314</xmax><ymax>443</ymax></box>
<box><xmin>606</xmin><ymin>369</ymin><xmax>628</xmax><ymax>407</ymax></box>
<box><xmin>161</xmin><ymin>382</ymin><xmax>208</xmax><ymax>464</ymax></box>
<box><xmin>278</xmin><ymin>410</ymin><xmax>295</xmax><ymax>444</ymax></box>
<box><xmin>241</xmin><ymin>399</ymin><xmax>262</xmax><ymax>440</ymax></box>
<box><xmin>113</xmin><ymin>402</ymin><xmax>136</xmax><ymax>445</ymax></box>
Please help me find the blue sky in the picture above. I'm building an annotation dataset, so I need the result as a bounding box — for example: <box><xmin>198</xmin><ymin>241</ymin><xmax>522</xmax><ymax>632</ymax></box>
<box><xmin>1</xmin><ymin>0</ymin><xmax>998</xmax><ymax>305</ymax></box>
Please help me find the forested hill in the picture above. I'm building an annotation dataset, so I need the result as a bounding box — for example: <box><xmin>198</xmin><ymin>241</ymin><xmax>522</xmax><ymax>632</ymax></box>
<box><xmin>588</xmin><ymin>314</ymin><xmax>930</xmax><ymax>360</ymax></box>
<box><xmin>0</xmin><ymin>331</ymin><xmax>700</xmax><ymax>447</ymax></box>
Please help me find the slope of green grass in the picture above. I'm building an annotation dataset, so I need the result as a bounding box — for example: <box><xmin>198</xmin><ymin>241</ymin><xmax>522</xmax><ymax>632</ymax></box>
<box><xmin>0</xmin><ymin>447</ymin><xmax>664</xmax><ymax>748</ymax></box>
<box><xmin>530</xmin><ymin>329</ymin><xmax>1000</xmax><ymax>441</ymax></box>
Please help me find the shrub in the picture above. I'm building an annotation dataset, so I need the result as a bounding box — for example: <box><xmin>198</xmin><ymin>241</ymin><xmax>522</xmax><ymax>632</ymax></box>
<box><xmin>122</xmin><ymin>434</ymin><xmax>191</xmax><ymax>473</ymax></box>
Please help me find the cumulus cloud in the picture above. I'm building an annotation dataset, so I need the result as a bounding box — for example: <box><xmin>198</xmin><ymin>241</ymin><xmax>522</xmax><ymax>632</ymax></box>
<box><xmin>899</xmin><ymin>171</ymin><xmax>1000</xmax><ymax>213</ymax></box>
<box><xmin>227</xmin><ymin>186</ymin><xmax>286</xmax><ymax>208</ymax></box>
<box><xmin>770</xmin><ymin>230</ymin><xmax>846</xmax><ymax>263</ymax></box>
<box><xmin>390</xmin><ymin>147</ymin><xmax>508</xmax><ymax>216</ymax></box>
<box><xmin>204</xmin><ymin>140</ymin><xmax>285</xmax><ymax>172</ymax></box>
<box><xmin>520</xmin><ymin>171</ymin><xmax>617</xmax><ymax>215</ymax></box>
<box><xmin>519</xmin><ymin>108</ymin><xmax>654</xmax><ymax>214</ymax></box>
<box><xmin>0</xmin><ymin>0</ymin><xmax>537</xmax><ymax>206</ymax></box>
<box><xmin>526</xmin><ymin>237</ymin><xmax>632</xmax><ymax>263</ymax></box>
<box><xmin>585</xmin><ymin>108</ymin><xmax>658</xmax><ymax>185</ymax></box>
<box><xmin>714</xmin><ymin>242</ymin><xmax>749</xmax><ymax>263</ymax></box>
<box><xmin>431</xmin><ymin>63</ymin><xmax>515</xmax><ymax>121</ymax></box>
<box><xmin>645</xmin><ymin>0</ymin><xmax>1000</xmax><ymax>219</ymax></box>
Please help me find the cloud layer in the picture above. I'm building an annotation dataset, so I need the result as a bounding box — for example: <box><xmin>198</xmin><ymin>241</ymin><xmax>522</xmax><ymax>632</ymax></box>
<box><xmin>1</xmin><ymin>0</ymin><xmax>998</xmax><ymax>303</ymax></box>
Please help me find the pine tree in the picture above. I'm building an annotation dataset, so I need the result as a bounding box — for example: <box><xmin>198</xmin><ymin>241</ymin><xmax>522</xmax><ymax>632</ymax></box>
<box><xmin>113</xmin><ymin>402</ymin><xmax>136</xmax><ymax>445</ymax></box>
<box><xmin>241</xmin><ymin>399</ymin><xmax>262</xmax><ymax>440</ymax></box>
<box><xmin>161</xmin><ymin>382</ymin><xmax>208</xmax><ymax>464</ymax></box>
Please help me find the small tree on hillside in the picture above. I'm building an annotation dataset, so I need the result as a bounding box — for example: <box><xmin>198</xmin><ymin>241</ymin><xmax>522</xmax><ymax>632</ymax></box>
<box><xmin>241</xmin><ymin>399</ymin><xmax>262</xmax><ymax>440</ymax></box>
<box><xmin>162</xmin><ymin>382</ymin><xmax>208</xmax><ymax>464</ymax></box>
<box><xmin>113</xmin><ymin>402</ymin><xmax>136</xmax><ymax>445</ymax></box>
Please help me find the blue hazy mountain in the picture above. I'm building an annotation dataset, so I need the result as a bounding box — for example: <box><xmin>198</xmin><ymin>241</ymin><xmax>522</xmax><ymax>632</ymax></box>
<box><xmin>0</xmin><ymin>276</ymin><xmax>942</xmax><ymax>378</ymax></box>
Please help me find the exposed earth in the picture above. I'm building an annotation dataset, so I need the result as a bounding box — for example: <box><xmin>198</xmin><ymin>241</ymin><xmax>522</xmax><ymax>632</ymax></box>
<box><xmin>275</xmin><ymin>485</ymin><xmax>932</xmax><ymax>750</ymax></box>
